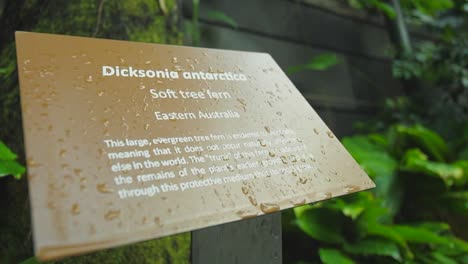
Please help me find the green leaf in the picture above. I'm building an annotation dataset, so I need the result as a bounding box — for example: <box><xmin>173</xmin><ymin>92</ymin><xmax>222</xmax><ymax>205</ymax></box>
<box><xmin>390</xmin><ymin>125</ymin><xmax>449</xmax><ymax>162</ymax></box>
<box><xmin>342</xmin><ymin>135</ymin><xmax>401</xmax><ymax>216</ymax></box>
<box><xmin>0</xmin><ymin>140</ymin><xmax>25</xmax><ymax>179</ymax></box>
<box><xmin>191</xmin><ymin>0</ymin><xmax>200</xmax><ymax>46</ymax></box>
<box><xmin>0</xmin><ymin>140</ymin><xmax>17</xmax><ymax>160</ymax></box>
<box><xmin>343</xmin><ymin>136</ymin><xmax>397</xmax><ymax>179</ymax></box>
<box><xmin>343</xmin><ymin>238</ymin><xmax>402</xmax><ymax>261</ymax></box>
<box><xmin>0</xmin><ymin>160</ymin><xmax>26</xmax><ymax>179</ymax></box>
<box><xmin>401</xmin><ymin>148</ymin><xmax>465</xmax><ymax>186</ymax></box>
<box><xmin>415</xmin><ymin>222</ymin><xmax>450</xmax><ymax>234</ymax></box>
<box><xmin>295</xmin><ymin>208</ymin><xmax>345</xmax><ymax>244</ymax></box>
<box><xmin>402</xmin><ymin>0</ymin><xmax>454</xmax><ymax>15</ymax></box>
<box><xmin>158</xmin><ymin>0</ymin><xmax>169</xmax><ymax>16</ymax></box>
<box><xmin>432</xmin><ymin>252</ymin><xmax>458</xmax><ymax>264</ymax></box>
<box><xmin>319</xmin><ymin>248</ymin><xmax>355</xmax><ymax>264</ymax></box>
<box><xmin>356</xmin><ymin>201</ymin><xmax>391</xmax><ymax>226</ymax></box>
<box><xmin>331</xmin><ymin>200</ymin><xmax>365</xmax><ymax>220</ymax></box>
<box><xmin>287</xmin><ymin>53</ymin><xmax>339</xmax><ymax>74</ymax></box>
<box><xmin>206</xmin><ymin>10</ymin><xmax>238</xmax><ymax>28</ymax></box>
<box><xmin>363</xmin><ymin>224</ymin><xmax>413</xmax><ymax>259</ymax></box>
<box><xmin>394</xmin><ymin>225</ymin><xmax>445</xmax><ymax>244</ymax></box>
<box><xmin>347</xmin><ymin>0</ymin><xmax>363</xmax><ymax>9</ymax></box>
<box><xmin>327</xmin><ymin>192</ymin><xmax>376</xmax><ymax>220</ymax></box>
<box><xmin>454</xmin><ymin>160</ymin><xmax>468</xmax><ymax>179</ymax></box>
<box><xmin>374</xmin><ymin>2</ymin><xmax>396</xmax><ymax>18</ymax></box>
<box><xmin>293</xmin><ymin>204</ymin><xmax>315</xmax><ymax>218</ymax></box>
<box><xmin>392</xmin><ymin>225</ymin><xmax>460</xmax><ymax>247</ymax></box>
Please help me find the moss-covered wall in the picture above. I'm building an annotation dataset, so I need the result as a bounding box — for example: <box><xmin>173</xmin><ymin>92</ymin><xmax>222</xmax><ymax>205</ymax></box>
<box><xmin>0</xmin><ymin>1</ymin><xmax>189</xmax><ymax>263</ymax></box>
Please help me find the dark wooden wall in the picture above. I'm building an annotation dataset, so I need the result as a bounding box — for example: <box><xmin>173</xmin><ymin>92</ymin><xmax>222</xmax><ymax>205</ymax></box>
<box><xmin>182</xmin><ymin>0</ymin><xmax>406</xmax><ymax>136</ymax></box>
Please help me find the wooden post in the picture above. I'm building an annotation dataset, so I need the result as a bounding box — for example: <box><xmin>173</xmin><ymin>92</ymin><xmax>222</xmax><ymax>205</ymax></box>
<box><xmin>191</xmin><ymin>213</ymin><xmax>282</xmax><ymax>264</ymax></box>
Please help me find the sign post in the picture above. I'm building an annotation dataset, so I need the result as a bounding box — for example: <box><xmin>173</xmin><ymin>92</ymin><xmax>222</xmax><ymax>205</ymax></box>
<box><xmin>192</xmin><ymin>213</ymin><xmax>281</xmax><ymax>264</ymax></box>
<box><xmin>15</xmin><ymin>32</ymin><xmax>374</xmax><ymax>261</ymax></box>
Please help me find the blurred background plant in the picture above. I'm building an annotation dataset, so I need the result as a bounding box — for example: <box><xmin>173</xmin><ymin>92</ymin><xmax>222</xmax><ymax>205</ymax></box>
<box><xmin>283</xmin><ymin>0</ymin><xmax>468</xmax><ymax>263</ymax></box>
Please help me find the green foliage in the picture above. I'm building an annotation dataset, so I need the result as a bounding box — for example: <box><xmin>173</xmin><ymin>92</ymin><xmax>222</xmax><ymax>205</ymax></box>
<box><xmin>0</xmin><ymin>140</ymin><xmax>25</xmax><ymax>179</ymax></box>
<box><xmin>19</xmin><ymin>257</ymin><xmax>40</xmax><ymax>264</ymax></box>
<box><xmin>346</xmin><ymin>0</ymin><xmax>396</xmax><ymax>18</ymax></box>
<box><xmin>0</xmin><ymin>0</ymin><xmax>185</xmax><ymax>263</ymax></box>
<box><xmin>342</xmin><ymin>135</ymin><xmax>397</xmax><ymax>179</ymax></box>
<box><xmin>319</xmin><ymin>248</ymin><xmax>355</xmax><ymax>264</ymax></box>
<box><xmin>188</xmin><ymin>0</ymin><xmax>200</xmax><ymax>46</ymax></box>
<box><xmin>347</xmin><ymin>0</ymin><xmax>456</xmax><ymax>19</ymax></box>
<box><xmin>391</xmin><ymin>0</ymin><xmax>468</xmax><ymax>123</ymax></box>
<box><xmin>401</xmin><ymin>0</ymin><xmax>454</xmax><ymax>16</ymax></box>
<box><xmin>286</xmin><ymin>2</ymin><xmax>468</xmax><ymax>264</ymax></box>
<box><xmin>401</xmin><ymin>149</ymin><xmax>465</xmax><ymax>186</ymax></box>
<box><xmin>206</xmin><ymin>10</ymin><xmax>238</xmax><ymax>28</ymax></box>
<box><xmin>389</xmin><ymin>124</ymin><xmax>449</xmax><ymax>162</ymax></box>
<box><xmin>295</xmin><ymin>207</ymin><xmax>345</xmax><ymax>244</ymax></box>
<box><xmin>185</xmin><ymin>1</ymin><xmax>238</xmax><ymax>46</ymax></box>
<box><xmin>288</xmin><ymin>124</ymin><xmax>468</xmax><ymax>263</ymax></box>
<box><xmin>343</xmin><ymin>238</ymin><xmax>401</xmax><ymax>261</ymax></box>
<box><xmin>49</xmin><ymin>233</ymin><xmax>190</xmax><ymax>264</ymax></box>
<box><xmin>287</xmin><ymin>53</ymin><xmax>339</xmax><ymax>74</ymax></box>
<box><xmin>343</xmin><ymin>136</ymin><xmax>401</xmax><ymax>216</ymax></box>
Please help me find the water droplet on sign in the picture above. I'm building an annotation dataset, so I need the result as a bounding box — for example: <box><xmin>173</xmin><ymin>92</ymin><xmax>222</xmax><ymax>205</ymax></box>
<box><xmin>97</xmin><ymin>183</ymin><xmax>114</xmax><ymax>193</ymax></box>
<box><xmin>104</xmin><ymin>210</ymin><xmax>120</xmax><ymax>221</ymax></box>
<box><xmin>292</xmin><ymin>199</ymin><xmax>306</xmax><ymax>206</ymax></box>
<box><xmin>248</xmin><ymin>196</ymin><xmax>258</xmax><ymax>206</ymax></box>
<box><xmin>236</xmin><ymin>210</ymin><xmax>258</xmax><ymax>219</ymax></box>
<box><xmin>59</xmin><ymin>149</ymin><xmax>66</xmax><ymax>157</ymax></box>
<box><xmin>48</xmin><ymin>201</ymin><xmax>56</xmax><ymax>209</ymax></box>
<box><xmin>71</xmin><ymin>203</ymin><xmax>80</xmax><ymax>215</ymax></box>
<box><xmin>344</xmin><ymin>185</ymin><xmax>360</xmax><ymax>193</ymax></box>
<box><xmin>280</xmin><ymin>156</ymin><xmax>288</xmax><ymax>164</ymax></box>
<box><xmin>260</xmin><ymin>203</ymin><xmax>280</xmax><ymax>213</ymax></box>
<box><xmin>154</xmin><ymin>217</ymin><xmax>163</xmax><ymax>226</ymax></box>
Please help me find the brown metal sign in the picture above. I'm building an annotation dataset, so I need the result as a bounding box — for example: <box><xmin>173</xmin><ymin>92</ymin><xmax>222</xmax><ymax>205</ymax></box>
<box><xmin>16</xmin><ymin>32</ymin><xmax>374</xmax><ymax>260</ymax></box>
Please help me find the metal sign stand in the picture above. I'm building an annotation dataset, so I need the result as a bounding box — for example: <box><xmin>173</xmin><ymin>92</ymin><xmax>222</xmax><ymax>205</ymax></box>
<box><xmin>191</xmin><ymin>213</ymin><xmax>282</xmax><ymax>264</ymax></box>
